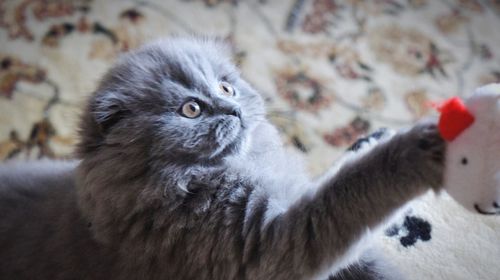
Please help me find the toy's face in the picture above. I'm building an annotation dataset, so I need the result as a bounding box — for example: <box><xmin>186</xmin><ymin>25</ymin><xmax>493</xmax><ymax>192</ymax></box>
<box><xmin>444</xmin><ymin>85</ymin><xmax>500</xmax><ymax>215</ymax></box>
<box><xmin>445</xmin><ymin>124</ymin><xmax>500</xmax><ymax>214</ymax></box>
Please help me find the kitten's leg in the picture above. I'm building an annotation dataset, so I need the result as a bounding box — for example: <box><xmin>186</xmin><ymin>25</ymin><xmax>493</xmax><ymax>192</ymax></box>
<box><xmin>328</xmin><ymin>259</ymin><xmax>401</xmax><ymax>280</ymax></box>
<box><xmin>327</xmin><ymin>247</ymin><xmax>404</xmax><ymax>280</ymax></box>
<box><xmin>243</xmin><ymin>122</ymin><xmax>443</xmax><ymax>279</ymax></box>
<box><xmin>328</xmin><ymin>262</ymin><xmax>381</xmax><ymax>280</ymax></box>
<box><xmin>314</xmin><ymin>128</ymin><xmax>397</xmax><ymax>191</ymax></box>
<box><xmin>324</xmin><ymin>129</ymin><xmax>404</xmax><ymax>280</ymax></box>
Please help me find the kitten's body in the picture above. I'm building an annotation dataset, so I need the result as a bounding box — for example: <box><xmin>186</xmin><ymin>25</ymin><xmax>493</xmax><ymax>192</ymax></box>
<box><xmin>0</xmin><ymin>38</ymin><xmax>444</xmax><ymax>280</ymax></box>
<box><xmin>0</xmin><ymin>161</ymin><xmax>112</xmax><ymax>279</ymax></box>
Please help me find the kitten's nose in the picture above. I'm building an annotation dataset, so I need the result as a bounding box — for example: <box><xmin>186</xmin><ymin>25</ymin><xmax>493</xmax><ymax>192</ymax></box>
<box><xmin>225</xmin><ymin>107</ymin><xmax>241</xmax><ymax>119</ymax></box>
<box><xmin>231</xmin><ymin>108</ymin><xmax>242</xmax><ymax>118</ymax></box>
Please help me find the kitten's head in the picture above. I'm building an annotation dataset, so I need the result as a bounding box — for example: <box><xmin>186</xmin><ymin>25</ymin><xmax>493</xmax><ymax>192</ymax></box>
<box><xmin>78</xmin><ymin>37</ymin><xmax>265</xmax><ymax>167</ymax></box>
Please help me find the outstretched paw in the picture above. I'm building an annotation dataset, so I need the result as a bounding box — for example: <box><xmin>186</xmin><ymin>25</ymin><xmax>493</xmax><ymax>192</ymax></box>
<box><xmin>414</xmin><ymin>123</ymin><xmax>445</xmax><ymax>164</ymax></box>
<box><xmin>401</xmin><ymin>121</ymin><xmax>446</xmax><ymax>189</ymax></box>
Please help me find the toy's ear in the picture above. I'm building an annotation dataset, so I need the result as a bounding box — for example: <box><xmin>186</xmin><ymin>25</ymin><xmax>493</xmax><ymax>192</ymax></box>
<box><xmin>466</xmin><ymin>84</ymin><xmax>500</xmax><ymax>114</ymax></box>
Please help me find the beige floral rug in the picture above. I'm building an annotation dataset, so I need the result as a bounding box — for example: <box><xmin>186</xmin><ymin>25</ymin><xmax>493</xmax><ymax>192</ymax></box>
<box><xmin>1</xmin><ymin>0</ymin><xmax>499</xmax><ymax>279</ymax></box>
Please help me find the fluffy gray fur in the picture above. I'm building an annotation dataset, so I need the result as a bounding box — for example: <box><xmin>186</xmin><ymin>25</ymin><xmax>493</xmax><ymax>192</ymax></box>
<box><xmin>0</xmin><ymin>37</ymin><xmax>445</xmax><ymax>280</ymax></box>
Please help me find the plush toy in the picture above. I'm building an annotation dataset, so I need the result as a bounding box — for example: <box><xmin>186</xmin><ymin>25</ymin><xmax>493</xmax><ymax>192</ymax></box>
<box><xmin>436</xmin><ymin>83</ymin><xmax>500</xmax><ymax>215</ymax></box>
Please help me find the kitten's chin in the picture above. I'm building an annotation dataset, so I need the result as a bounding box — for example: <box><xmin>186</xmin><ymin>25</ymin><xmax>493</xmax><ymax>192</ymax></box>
<box><xmin>209</xmin><ymin>137</ymin><xmax>242</xmax><ymax>161</ymax></box>
<box><xmin>209</xmin><ymin>125</ymin><xmax>246</xmax><ymax>161</ymax></box>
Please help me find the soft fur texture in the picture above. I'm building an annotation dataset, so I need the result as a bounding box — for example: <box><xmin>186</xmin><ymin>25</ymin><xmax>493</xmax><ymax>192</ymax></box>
<box><xmin>0</xmin><ymin>37</ymin><xmax>445</xmax><ymax>280</ymax></box>
<box><xmin>442</xmin><ymin>83</ymin><xmax>500</xmax><ymax>215</ymax></box>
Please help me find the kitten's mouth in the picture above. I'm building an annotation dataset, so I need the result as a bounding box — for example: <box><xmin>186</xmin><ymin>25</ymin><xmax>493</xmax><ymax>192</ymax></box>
<box><xmin>209</xmin><ymin>118</ymin><xmax>244</xmax><ymax>159</ymax></box>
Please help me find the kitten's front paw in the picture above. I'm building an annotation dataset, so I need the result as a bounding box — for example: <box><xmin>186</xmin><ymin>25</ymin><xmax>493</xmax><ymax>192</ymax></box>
<box><xmin>399</xmin><ymin>121</ymin><xmax>445</xmax><ymax>189</ymax></box>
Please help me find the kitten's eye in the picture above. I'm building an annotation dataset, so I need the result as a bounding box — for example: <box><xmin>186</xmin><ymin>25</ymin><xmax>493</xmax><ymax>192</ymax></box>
<box><xmin>219</xmin><ymin>81</ymin><xmax>235</xmax><ymax>97</ymax></box>
<box><xmin>181</xmin><ymin>101</ymin><xmax>201</xmax><ymax>118</ymax></box>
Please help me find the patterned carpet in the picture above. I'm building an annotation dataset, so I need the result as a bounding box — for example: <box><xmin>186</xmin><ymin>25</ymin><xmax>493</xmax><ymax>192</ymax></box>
<box><xmin>1</xmin><ymin>0</ymin><xmax>500</xmax><ymax>279</ymax></box>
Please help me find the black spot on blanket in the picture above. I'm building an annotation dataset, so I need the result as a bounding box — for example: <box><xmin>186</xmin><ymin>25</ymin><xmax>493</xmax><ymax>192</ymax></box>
<box><xmin>385</xmin><ymin>215</ymin><xmax>432</xmax><ymax>247</ymax></box>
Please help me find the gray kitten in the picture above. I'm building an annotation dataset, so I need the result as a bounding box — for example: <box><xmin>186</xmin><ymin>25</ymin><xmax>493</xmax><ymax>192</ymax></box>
<box><xmin>0</xmin><ymin>37</ymin><xmax>444</xmax><ymax>280</ymax></box>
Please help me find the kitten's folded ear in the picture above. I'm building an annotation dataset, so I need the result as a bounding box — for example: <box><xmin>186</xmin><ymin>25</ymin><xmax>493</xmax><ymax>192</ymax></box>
<box><xmin>91</xmin><ymin>91</ymin><xmax>130</xmax><ymax>134</ymax></box>
<box><xmin>77</xmin><ymin>90</ymin><xmax>130</xmax><ymax>156</ymax></box>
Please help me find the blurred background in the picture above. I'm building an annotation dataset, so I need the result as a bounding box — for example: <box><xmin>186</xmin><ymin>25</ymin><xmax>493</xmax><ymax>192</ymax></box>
<box><xmin>1</xmin><ymin>0</ymin><xmax>499</xmax><ymax>175</ymax></box>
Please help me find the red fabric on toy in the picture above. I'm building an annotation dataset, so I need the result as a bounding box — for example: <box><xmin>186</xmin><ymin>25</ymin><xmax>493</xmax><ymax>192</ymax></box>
<box><xmin>436</xmin><ymin>97</ymin><xmax>475</xmax><ymax>141</ymax></box>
